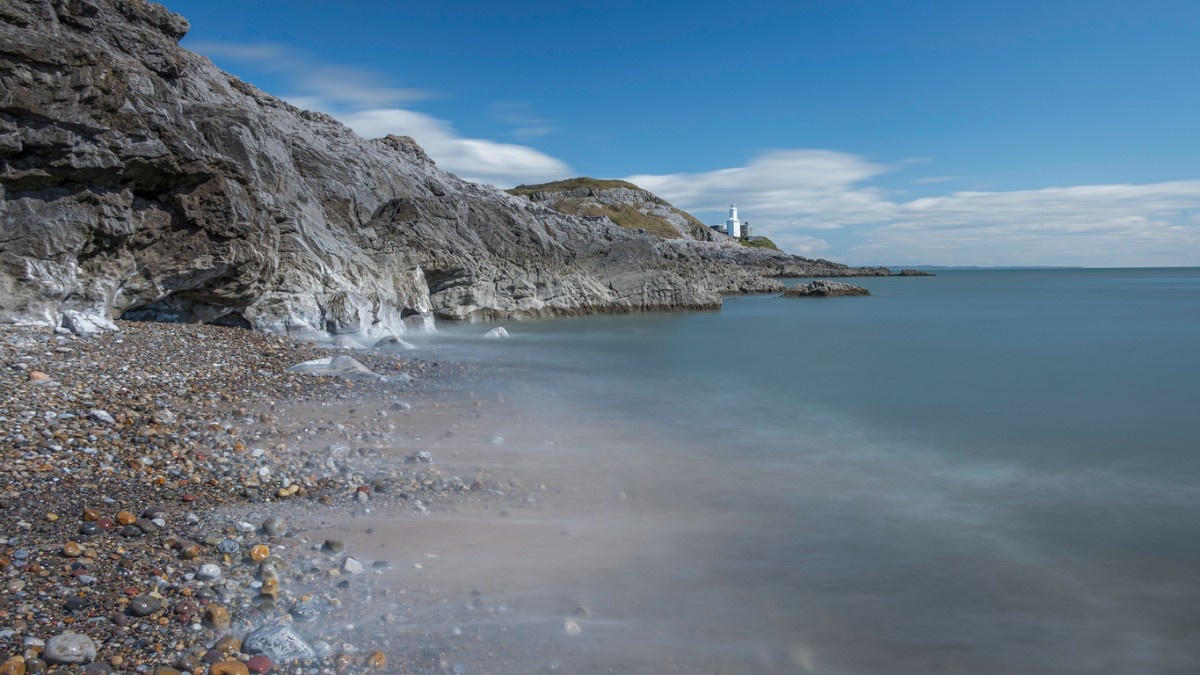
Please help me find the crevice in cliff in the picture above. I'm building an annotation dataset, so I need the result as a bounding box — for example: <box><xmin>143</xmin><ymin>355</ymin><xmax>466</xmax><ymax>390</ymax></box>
<box><xmin>120</xmin><ymin>292</ymin><xmax>251</xmax><ymax>329</ymax></box>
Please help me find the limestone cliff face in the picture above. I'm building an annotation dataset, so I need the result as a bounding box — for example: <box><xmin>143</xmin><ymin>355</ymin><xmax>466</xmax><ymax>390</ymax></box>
<box><xmin>0</xmin><ymin>0</ymin><xmax>882</xmax><ymax>339</ymax></box>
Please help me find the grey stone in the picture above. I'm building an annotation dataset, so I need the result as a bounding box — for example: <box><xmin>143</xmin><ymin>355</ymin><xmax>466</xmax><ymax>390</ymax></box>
<box><xmin>195</xmin><ymin>563</ymin><xmax>221</xmax><ymax>581</ymax></box>
<box><xmin>372</xmin><ymin>335</ymin><xmax>416</xmax><ymax>351</ymax></box>
<box><xmin>44</xmin><ymin>632</ymin><xmax>98</xmax><ymax>664</ymax></box>
<box><xmin>261</xmin><ymin>516</ymin><xmax>287</xmax><ymax>536</ymax></box>
<box><xmin>289</xmin><ymin>599</ymin><xmax>320</xmax><ymax>623</ymax></box>
<box><xmin>286</xmin><ymin>355</ymin><xmax>383</xmax><ymax>380</ymax></box>
<box><xmin>88</xmin><ymin>410</ymin><xmax>116</xmax><ymax>425</ymax></box>
<box><xmin>406</xmin><ymin>451</ymin><xmax>433</xmax><ymax>464</ymax></box>
<box><xmin>129</xmin><ymin>594</ymin><xmax>162</xmax><ymax>617</ymax></box>
<box><xmin>243</xmin><ymin>624</ymin><xmax>317</xmax><ymax>662</ymax></box>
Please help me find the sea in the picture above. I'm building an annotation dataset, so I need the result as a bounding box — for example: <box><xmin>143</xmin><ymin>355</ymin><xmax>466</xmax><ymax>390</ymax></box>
<box><xmin>378</xmin><ymin>268</ymin><xmax>1200</xmax><ymax>674</ymax></box>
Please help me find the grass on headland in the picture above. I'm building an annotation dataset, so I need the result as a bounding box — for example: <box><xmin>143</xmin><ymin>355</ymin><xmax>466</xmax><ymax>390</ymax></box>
<box><xmin>739</xmin><ymin>237</ymin><xmax>779</xmax><ymax>250</ymax></box>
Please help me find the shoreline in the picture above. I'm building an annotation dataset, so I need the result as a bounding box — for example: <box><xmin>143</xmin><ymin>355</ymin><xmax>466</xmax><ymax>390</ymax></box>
<box><xmin>0</xmin><ymin>321</ymin><xmax>522</xmax><ymax>673</ymax></box>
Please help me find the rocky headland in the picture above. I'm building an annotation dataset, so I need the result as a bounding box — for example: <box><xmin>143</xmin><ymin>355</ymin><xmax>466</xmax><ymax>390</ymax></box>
<box><xmin>1</xmin><ymin>0</ymin><xmax>889</xmax><ymax>343</ymax></box>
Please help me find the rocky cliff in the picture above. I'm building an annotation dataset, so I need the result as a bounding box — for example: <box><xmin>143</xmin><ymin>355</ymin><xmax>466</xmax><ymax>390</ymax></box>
<box><xmin>508</xmin><ymin>178</ymin><xmax>721</xmax><ymax>241</ymax></box>
<box><xmin>0</xmin><ymin>0</ymin><xmax>885</xmax><ymax>340</ymax></box>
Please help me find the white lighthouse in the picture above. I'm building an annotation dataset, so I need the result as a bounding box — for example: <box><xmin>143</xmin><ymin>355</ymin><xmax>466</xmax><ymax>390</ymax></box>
<box><xmin>725</xmin><ymin>204</ymin><xmax>741</xmax><ymax>238</ymax></box>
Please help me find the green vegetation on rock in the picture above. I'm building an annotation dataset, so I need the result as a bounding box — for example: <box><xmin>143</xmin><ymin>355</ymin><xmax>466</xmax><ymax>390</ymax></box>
<box><xmin>739</xmin><ymin>237</ymin><xmax>779</xmax><ymax>250</ymax></box>
<box><xmin>508</xmin><ymin>177</ymin><xmax>647</xmax><ymax>197</ymax></box>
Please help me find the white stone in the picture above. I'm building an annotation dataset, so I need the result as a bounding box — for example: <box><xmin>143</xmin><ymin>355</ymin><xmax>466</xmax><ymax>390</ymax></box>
<box><xmin>88</xmin><ymin>409</ymin><xmax>115</xmax><ymax>425</ymax></box>
<box><xmin>60</xmin><ymin>310</ymin><xmax>117</xmax><ymax>337</ymax></box>
<box><xmin>196</xmin><ymin>563</ymin><xmax>221</xmax><ymax>581</ymax></box>
<box><xmin>341</xmin><ymin>557</ymin><xmax>364</xmax><ymax>575</ymax></box>
<box><xmin>483</xmin><ymin>327</ymin><xmax>510</xmax><ymax>339</ymax></box>
<box><xmin>44</xmin><ymin>632</ymin><xmax>98</xmax><ymax>664</ymax></box>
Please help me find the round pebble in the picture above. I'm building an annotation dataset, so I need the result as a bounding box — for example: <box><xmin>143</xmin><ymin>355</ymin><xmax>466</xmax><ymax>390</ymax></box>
<box><xmin>210</xmin><ymin>661</ymin><xmax>250</xmax><ymax>675</ymax></box>
<box><xmin>214</xmin><ymin>636</ymin><xmax>241</xmax><ymax>654</ymax></box>
<box><xmin>196</xmin><ymin>563</ymin><xmax>222</xmax><ymax>581</ymax></box>
<box><xmin>261</xmin><ymin>516</ymin><xmax>286</xmax><ymax>536</ymax></box>
<box><xmin>129</xmin><ymin>594</ymin><xmax>162</xmax><ymax>617</ymax></box>
<box><xmin>43</xmin><ymin>632</ymin><xmax>98</xmax><ymax>664</ymax></box>
<box><xmin>61</xmin><ymin>541</ymin><xmax>83</xmax><ymax>558</ymax></box>
<box><xmin>246</xmin><ymin>654</ymin><xmax>272</xmax><ymax>673</ymax></box>
<box><xmin>249</xmin><ymin>544</ymin><xmax>270</xmax><ymax>563</ymax></box>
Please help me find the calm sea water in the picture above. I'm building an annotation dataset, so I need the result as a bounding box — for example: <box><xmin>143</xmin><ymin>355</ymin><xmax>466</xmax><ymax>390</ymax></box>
<box><xmin>401</xmin><ymin>268</ymin><xmax>1200</xmax><ymax>674</ymax></box>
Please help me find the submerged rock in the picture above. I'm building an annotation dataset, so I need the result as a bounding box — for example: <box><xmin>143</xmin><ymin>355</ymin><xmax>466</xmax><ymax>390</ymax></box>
<box><xmin>372</xmin><ymin>336</ymin><xmax>416</xmax><ymax>351</ymax></box>
<box><xmin>286</xmin><ymin>356</ymin><xmax>383</xmax><ymax>380</ymax></box>
<box><xmin>243</xmin><ymin>625</ymin><xmax>316</xmax><ymax>663</ymax></box>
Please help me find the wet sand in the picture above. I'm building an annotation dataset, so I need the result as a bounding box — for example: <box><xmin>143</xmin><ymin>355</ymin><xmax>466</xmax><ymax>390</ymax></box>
<box><xmin>304</xmin><ymin>380</ymin><xmax>814</xmax><ymax>675</ymax></box>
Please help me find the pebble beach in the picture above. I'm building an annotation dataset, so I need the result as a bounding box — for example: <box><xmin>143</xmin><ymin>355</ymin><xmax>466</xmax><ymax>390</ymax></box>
<box><xmin>0</xmin><ymin>321</ymin><xmax>522</xmax><ymax>674</ymax></box>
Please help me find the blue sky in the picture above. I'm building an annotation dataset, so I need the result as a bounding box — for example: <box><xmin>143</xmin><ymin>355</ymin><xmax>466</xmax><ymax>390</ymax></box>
<box><xmin>166</xmin><ymin>0</ymin><xmax>1200</xmax><ymax>267</ymax></box>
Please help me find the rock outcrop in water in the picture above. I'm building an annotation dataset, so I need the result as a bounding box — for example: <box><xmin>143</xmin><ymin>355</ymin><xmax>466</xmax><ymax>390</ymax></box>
<box><xmin>0</xmin><ymin>0</ymin><xmax>887</xmax><ymax>339</ymax></box>
<box><xmin>782</xmin><ymin>280</ymin><xmax>871</xmax><ymax>297</ymax></box>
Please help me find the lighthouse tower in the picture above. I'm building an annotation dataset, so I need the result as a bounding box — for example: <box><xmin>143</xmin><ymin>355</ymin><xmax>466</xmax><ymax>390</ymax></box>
<box><xmin>725</xmin><ymin>204</ymin><xmax>741</xmax><ymax>238</ymax></box>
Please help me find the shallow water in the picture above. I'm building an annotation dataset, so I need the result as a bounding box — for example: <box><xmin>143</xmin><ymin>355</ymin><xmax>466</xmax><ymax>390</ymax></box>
<box><xmin>362</xmin><ymin>268</ymin><xmax>1200</xmax><ymax>674</ymax></box>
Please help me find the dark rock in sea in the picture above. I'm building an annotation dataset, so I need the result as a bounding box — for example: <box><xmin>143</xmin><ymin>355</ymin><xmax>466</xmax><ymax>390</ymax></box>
<box><xmin>782</xmin><ymin>280</ymin><xmax>871</xmax><ymax>297</ymax></box>
<box><xmin>0</xmin><ymin>0</ymin><xmax>887</xmax><ymax>339</ymax></box>
<box><xmin>898</xmin><ymin>269</ymin><xmax>935</xmax><ymax>276</ymax></box>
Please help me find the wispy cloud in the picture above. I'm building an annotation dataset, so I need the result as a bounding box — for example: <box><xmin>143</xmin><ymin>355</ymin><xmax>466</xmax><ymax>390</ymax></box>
<box><xmin>338</xmin><ymin>109</ymin><xmax>569</xmax><ymax>186</ymax></box>
<box><xmin>861</xmin><ymin>182</ymin><xmax>1200</xmax><ymax>266</ymax></box>
<box><xmin>188</xmin><ymin>41</ymin><xmax>569</xmax><ymax>187</ymax></box>
<box><xmin>912</xmin><ymin>175</ymin><xmax>960</xmax><ymax>185</ymax></box>
<box><xmin>628</xmin><ymin>150</ymin><xmax>897</xmax><ymax>230</ymax></box>
<box><xmin>489</xmin><ymin>101</ymin><xmax>558</xmax><ymax>140</ymax></box>
<box><xmin>630</xmin><ymin>153</ymin><xmax>1200</xmax><ymax>266</ymax></box>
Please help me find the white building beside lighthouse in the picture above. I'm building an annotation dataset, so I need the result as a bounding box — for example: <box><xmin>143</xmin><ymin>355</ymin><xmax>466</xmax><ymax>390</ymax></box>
<box><xmin>725</xmin><ymin>203</ymin><xmax>741</xmax><ymax>238</ymax></box>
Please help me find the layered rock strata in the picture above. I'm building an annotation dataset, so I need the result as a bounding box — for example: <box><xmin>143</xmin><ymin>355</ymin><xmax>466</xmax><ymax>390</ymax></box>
<box><xmin>782</xmin><ymin>280</ymin><xmax>872</xmax><ymax>297</ymax></box>
<box><xmin>1</xmin><ymin>0</ymin><xmax>884</xmax><ymax>339</ymax></box>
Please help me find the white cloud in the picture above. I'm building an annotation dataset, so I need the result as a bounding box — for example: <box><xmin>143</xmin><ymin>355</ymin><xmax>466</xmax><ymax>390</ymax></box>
<box><xmin>629</xmin><ymin>153</ymin><xmax>1200</xmax><ymax>267</ymax></box>
<box><xmin>339</xmin><ymin>109</ymin><xmax>569</xmax><ymax>186</ymax></box>
<box><xmin>628</xmin><ymin>150</ymin><xmax>897</xmax><ymax>230</ymax></box>
<box><xmin>859</xmin><ymin>182</ymin><xmax>1200</xmax><ymax>266</ymax></box>
<box><xmin>187</xmin><ymin>41</ymin><xmax>570</xmax><ymax>188</ymax></box>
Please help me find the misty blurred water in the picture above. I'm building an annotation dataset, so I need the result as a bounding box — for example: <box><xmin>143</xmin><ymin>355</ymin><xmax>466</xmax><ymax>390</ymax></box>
<box><xmin>396</xmin><ymin>268</ymin><xmax>1200</xmax><ymax>674</ymax></box>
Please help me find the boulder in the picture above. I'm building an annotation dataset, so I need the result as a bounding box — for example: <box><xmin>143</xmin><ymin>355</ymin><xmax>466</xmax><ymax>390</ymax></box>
<box><xmin>286</xmin><ymin>355</ymin><xmax>383</xmax><ymax>381</ymax></box>
<box><xmin>242</xmin><ymin>625</ymin><xmax>315</xmax><ymax>663</ymax></box>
